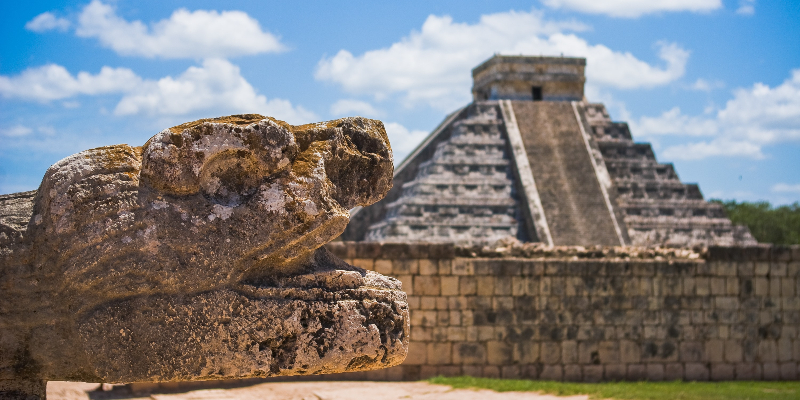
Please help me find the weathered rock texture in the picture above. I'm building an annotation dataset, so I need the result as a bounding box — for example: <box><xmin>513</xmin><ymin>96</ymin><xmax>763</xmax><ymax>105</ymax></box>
<box><xmin>0</xmin><ymin>115</ymin><xmax>408</xmax><ymax>399</ymax></box>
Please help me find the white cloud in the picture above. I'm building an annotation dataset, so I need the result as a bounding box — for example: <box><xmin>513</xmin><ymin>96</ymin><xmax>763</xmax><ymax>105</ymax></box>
<box><xmin>632</xmin><ymin>107</ymin><xmax>718</xmax><ymax>136</ymax></box>
<box><xmin>0</xmin><ymin>59</ymin><xmax>315</xmax><ymax>125</ymax></box>
<box><xmin>737</xmin><ymin>0</ymin><xmax>756</xmax><ymax>15</ymax></box>
<box><xmin>661</xmin><ymin>139</ymin><xmax>763</xmax><ymax>160</ymax></box>
<box><xmin>0</xmin><ymin>64</ymin><xmax>141</xmax><ymax>101</ymax></box>
<box><xmin>25</xmin><ymin>12</ymin><xmax>71</xmax><ymax>32</ymax></box>
<box><xmin>635</xmin><ymin>69</ymin><xmax>800</xmax><ymax>160</ymax></box>
<box><xmin>114</xmin><ymin>59</ymin><xmax>316</xmax><ymax>124</ymax></box>
<box><xmin>689</xmin><ymin>78</ymin><xmax>724</xmax><ymax>91</ymax></box>
<box><xmin>0</xmin><ymin>125</ymin><xmax>33</xmax><ymax>137</ymax></box>
<box><xmin>772</xmin><ymin>183</ymin><xmax>800</xmax><ymax>194</ymax></box>
<box><xmin>383</xmin><ymin>122</ymin><xmax>430</xmax><ymax>164</ymax></box>
<box><xmin>315</xmin><ymin>10</ymin><xmax>688</xmax><ymax>110</ymax></box>
<box><xmin>330</xmin><ymin>99</ymin><xmax>381</xmax><ymax>118</ymax></box>
<box><xmin>75</xmin><ymin>0</ymin><xmax>284</xmax><ymax>59</ymax></box>
<box><xmin>541</xmin><ymin>0</ymin><xmax>722</xmax><ymax>18</ymax></box>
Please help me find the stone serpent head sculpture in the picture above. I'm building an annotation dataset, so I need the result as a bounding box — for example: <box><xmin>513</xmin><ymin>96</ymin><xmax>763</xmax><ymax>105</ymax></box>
<box><xmin>0</xmin><ymin>115</ymin><xmax>407</xmax><ymax>399</ymax></box>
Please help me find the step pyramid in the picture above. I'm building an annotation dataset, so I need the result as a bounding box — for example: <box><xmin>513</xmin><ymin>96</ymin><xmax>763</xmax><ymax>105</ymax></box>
<box><xmin>343</xmin><ymin>55</ymin><xmax>756</xmax><ymax>247</ymax></box>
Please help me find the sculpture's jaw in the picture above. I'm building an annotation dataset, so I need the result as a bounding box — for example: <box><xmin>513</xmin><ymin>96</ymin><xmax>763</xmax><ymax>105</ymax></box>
<box><xmin>75</xmin><ymin>249</ymin><xmax>409</xmax><ymax>383</ymax></box>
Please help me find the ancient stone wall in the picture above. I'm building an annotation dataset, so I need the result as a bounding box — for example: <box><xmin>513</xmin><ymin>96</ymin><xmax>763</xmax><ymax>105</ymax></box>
<box><xmin>325</xmin><ymin>242</ymin><xmax>800</xmax><ymax>381</ymax></box>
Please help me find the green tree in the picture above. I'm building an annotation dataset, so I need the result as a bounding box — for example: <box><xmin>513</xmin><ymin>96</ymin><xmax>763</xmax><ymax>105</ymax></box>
<box><xmin>711</xmin><ymin>200</ymin><xmax>800</xmax><ymax>245</ymax></box>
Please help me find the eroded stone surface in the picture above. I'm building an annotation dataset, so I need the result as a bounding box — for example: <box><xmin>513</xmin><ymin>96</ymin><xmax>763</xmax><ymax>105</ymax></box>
<box><xmin>0</xmin><ymin>115</ymin><xmax>404</xmax><ymax>399</ymax></box>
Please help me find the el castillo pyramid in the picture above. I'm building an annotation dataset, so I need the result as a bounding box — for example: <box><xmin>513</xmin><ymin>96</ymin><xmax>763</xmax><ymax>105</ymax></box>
<box><xmin>342</xmin><ymin>55</ymin><xmax>756</xmax><ymax>247</ymax></box>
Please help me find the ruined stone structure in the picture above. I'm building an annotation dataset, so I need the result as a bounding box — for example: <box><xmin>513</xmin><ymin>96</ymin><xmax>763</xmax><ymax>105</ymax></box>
<box><xmin>345</xmin><ymin>55</ymin><xmax>755</xmax><ymax>248</ymax></box>
<box><xmin>324</xmin><ymin>242</ymin><xmax>800</xmax><ymax>382</ymax></box>
<box><xmin>0</xmin><ymin>115</ymin><xmax>409</xmax><ymax>399</ymax></box>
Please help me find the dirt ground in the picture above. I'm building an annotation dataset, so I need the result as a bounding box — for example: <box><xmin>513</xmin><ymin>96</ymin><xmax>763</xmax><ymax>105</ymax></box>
<box><xmin>47</xmin><ymin>381</ymin><xmax>590</xmax><ymax>400</ymax></box>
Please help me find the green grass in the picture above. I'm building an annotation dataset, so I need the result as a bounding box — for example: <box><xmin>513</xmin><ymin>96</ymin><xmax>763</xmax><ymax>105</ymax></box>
<box><xmin>429</xmin><ymin>376</ymin><xmax>800</xmax><ymax>400</ymax></box>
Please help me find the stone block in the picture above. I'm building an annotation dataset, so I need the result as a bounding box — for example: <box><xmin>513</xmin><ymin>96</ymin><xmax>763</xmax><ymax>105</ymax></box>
<box><xmin>501</xmin><ymin>366</ymin><xmax>521</xmax><ymax>379</ymax></box>
<box><xmin>482</xmin><ymin>366</ymin><xmax>501</xmax><ymax>378</ymax></box>
<box><xmin>452</xmin><ymin>259</ymin><xmax>474</xmax><ymax>275</ymax></box>
<box><xmin>685</xmin><ymin>363</ymin><xmax>710</xmax><ymax>381</ymax></box>
<box><xmin>599</xmin><ymin>341</ymin><xmax>621</xmax><ymax>364</ymax></box>
<box><xmin>512</xmin><ymin>277</ymin><xmax>528</xmax><ymax>296</ymax></box>
<box><xmin>412</xmin><ymin>326</ymin><xmax>432</xmax><ymax>341</ymax></box>
<box><xmin>373</xmin><ymin>259</ymin><xmax>392</xmax><ymax>275</ymax></box>
<box><xmin>771</xmin><ymin>262</ymin><xmax>788</xmax><ymax>277</ymax></box>
<box><xmin>427</xmin><ymin>342</ymin><xmax>452</xmax><ymax>365</ymax></box>
<box><xmin>680</xmin><ymin>341</ymin><xmax>704</xmax><ymax>362</ymax></box>
<box><xmin>780</xmin><ymin>362</ymin><xmax>797</xmax><ymax>379</ymax></box>
<box><xmin>453</xmin><ymin>342</ymin><xmax>486</xmax><ymax>365</ymax></box>
<box><xmin>476</xmin><ymin>276</ymin><xmax>495</xmax><ymax>296</ymax></box>
<box><xmin>401</xmin><ymin>365</ymin><xmax>421</xmax><ymax>381</ymax></box>
<box><xmin>578</xmin><ymin>341</ymin><xmax>599</xmax><ymax>365</ymax></box>
<box><xmin>462</xmin><ymin>365</ymin><xmax>482</xmax><ymax>378</ymax></box>
<box><xmin>559</xmin><ymin>341</ymin><xmax>577</xmax><ymax>364</ymax></box>
<box><xmin>396</xmin><ymin>274</ymin><xmax>414</xmax><ymax>295</ymax></box>
<box><xmin>724</xmin><ymin>340</ymin><xmax>743</xmax><ymax>363</ymax></box>
<box><xmin>627</xmin><ymin>364</ymin><xmax>646</xmax><ymax>380</ymax></box>
<box><xmin>403</xmin><ymin>342</ymin><xmax>427</xmax><ymax>365</ymax></box>
<box><xmin>436</xmin><ymin>296</ymin><xmax>448</xmax><ymax>310</ymax></box>
<box><xmin>726</xmin><ymin>278</ymin><xmax>739</xmax><ymax>295</ymax></box>
<box><xmin>762</xmin><ymin>362</ymin><xmax>780</xmax><ymax>380</ymax></box>
<box><xmin>695</xmin><ymin>277</ymin><xmax>710</xmax><ymax>295</ymax></box>
<box><xmin>706</xmin><ymin>339</ymin><xmax>724</xmax><ymax>363</ymax></box>
<box><xmin>646</xmin><ymin>363</ymin><xmax>664</xmax><ymax>381</ymax></box>
<box><xmin>682</xmin><ymin>277</ymin><xmax>696</xmax><ymax>295</ymax></box>
<box><xmin>778</xmin><ymin>339</ymin><xmax>793</xmax><ymax>362</ymax></box>
<box><xmin>710</xmin><ymin>277</ymin><xmax>726</xmax><ymax>295</ymax></box>
<box><xmin>419</xmin><ymin>365</ymin><xmax>439</xmax><ymax>379</ymax></box>
<box><xmin>621</xmin><ymin>340</ymin><xmax>640</xmax><ymax>363</ymax></box>
<box><xmin>521</xmin><ymin>365</ymin><xmax>540</xmax><ymax>379</ymax></box>
<box><xmin>754</xmin><ymin>277</ymin><xmax>769</xmax><ymax>296</ymax></box>
<box><xmin>385</xmin><ymin>366</ymin><xmax>404</xmax><ymax>381</ymax></box>
<box><xmin>352</xmin><ymin>258</ymin><xmax>375</xmax><ymax>271</ymax></box>
<box><xmin>414</xmin><ymin>276</ymin><xmax>440</xmax><ymax>296</ymax></box>
<box><xmin>734</xmin><ymin>363</ymin><xmax>760</xmax><ymax>380</ymax></box>
<box><xmin>437</xmin><ymin>259</ymin><xmax>452</xmax><ymax>275</ymax></box>
<box><xmin>439</xmin><ymin>366</ymin><xmax>462</xmax><ymax>378</ymax></box>
<box><xmin>758</xmin><ymin>340</ymin><xmax>778</xmax><ymax>362</ymax></box>
<box><xmin>541</xmin><ymin>342</ymin><xmax>561</xmax><ymax>364</ymax></box>
<box><xmin>420</xmin><ymin>296</ymin><xmax>436</xmax><ymax>310</ymax></box>
<box><xmin>539</xmin><ymin>365</ymin><xmax>563</xmax><ymax>381</ymax></box>
<box><xmin>407</xmin><ymin>296</ymin><xmax>420</xmax><ymax>310</ymax></box>
<box><xmin>486</xmin><ymin>340</ymin><xmax>513</xmax><ymax>365</ymax></box>
<box><xmin>495</xmin><ymin>277</ymin><xmax>512</xmax><ymax>295</ymax></box>
<box><xmin>604</xmin><ymin>364</ymin><xmax>626</xmax><ymax>381</ymax></box>
<box><xmin>770</xmin><ymin>278</ymin><xmax>782</xmax><ymax>296</ymax></box>
<box><xmin>564</xmin><ymin>365</ymin><xmax>582</xmax><ymax>381</ymax></box>
<box><xmin>448</xmin><ymin>296</ymin><xmax>467</xmax><ymax>311</ymax></box>
<box><xmin>364</xmin><ymin>368</ymin><xmax>387</xmax><ymax>380</ymax></box>
<box><xmin>755</xmin><ymin>262</ymin><xmax>770</xmax><ymax>276</ymax></box>
<box><xmin>419</xmin><ymin>259</ymin><xmax>438</xmax><ymax>275</ymax></box>
<box><xmin>517</xmin><ymin>342</ymin><xmax>540</xmax><ymax>363</ymax></box>
<box><xmin>440</xmin><ymin>276</ymin><xmax>459</xmax><ymax>296</ymax></box>
<box><xmin>393</xmin><ymin>259</ymin><xmax>419</xmax><ymax>275</ymax></box>
<box><xmin>782</xmin><ymin>278</ymin><xmax>796</xmax><ymax>297</ymax></box>
<box><xmin>454</xmin><ymin>276</ymin><xmax>477</xmax><ymax>296</ymax></box>
<box><xmin>710</xmin><ymin>363</ymin><xmax>734</xmax><ymax>381</ymax></box>
<box><xmin>664</xmin><ymin>363</ymin><xmax>683</xmax><ymax>381</ymax></box>
<box><xmin>447</xmin><ymin>327</ymin><xmax>465</xmax><ymax>342</ymax></box>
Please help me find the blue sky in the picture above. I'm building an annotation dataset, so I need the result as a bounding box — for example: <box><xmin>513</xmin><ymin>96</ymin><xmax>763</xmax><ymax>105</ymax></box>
<box><xmin>2</xmin><ymin>0</ymin><xmax>799</xmax><ymax>204</ymax></box>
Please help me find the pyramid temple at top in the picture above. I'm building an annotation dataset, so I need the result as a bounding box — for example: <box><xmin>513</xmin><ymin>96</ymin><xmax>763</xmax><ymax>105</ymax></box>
<box><xmin>342</xmin><ymin>55</ymin><xmax>756</xmax><ymax>247</ymax></box>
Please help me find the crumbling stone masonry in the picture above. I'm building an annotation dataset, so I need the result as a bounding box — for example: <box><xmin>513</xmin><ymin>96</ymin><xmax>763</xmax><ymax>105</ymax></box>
<box><xmin>0</xmin><ymin>115</ymin><xmax>409</xmax><ymax>399</ymax></box>
<box><xmin>325</xmin><ymin>242</ymin><xmax>800</xmax><ymax>381</ymax></box>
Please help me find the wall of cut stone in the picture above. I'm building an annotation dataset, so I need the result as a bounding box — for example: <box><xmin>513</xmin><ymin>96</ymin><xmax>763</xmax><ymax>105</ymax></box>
<box><xmin>324</xmin><ymin>242</ymin><xmax>800</xmax><ymax>382</ymax></box>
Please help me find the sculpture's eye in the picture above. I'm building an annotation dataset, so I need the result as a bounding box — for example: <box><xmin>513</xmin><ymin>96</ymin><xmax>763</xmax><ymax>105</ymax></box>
<box><xmin>199</xmin><ymin>150</ymin><xmax>265</xmax><ymax>206</ymax></box>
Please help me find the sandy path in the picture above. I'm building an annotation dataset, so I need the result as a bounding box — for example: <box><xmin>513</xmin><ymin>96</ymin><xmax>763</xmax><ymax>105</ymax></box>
<box><xmin>47</xmin><ymin>381</ymin><xmax>590</xmax><ymax>400</ymax></box>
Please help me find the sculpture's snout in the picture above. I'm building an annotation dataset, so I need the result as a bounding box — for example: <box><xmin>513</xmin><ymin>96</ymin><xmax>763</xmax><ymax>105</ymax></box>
<box><xmin>141</xmin><ymin>115</ymin><xmax>298</xmax><ymax>203</ymax></box>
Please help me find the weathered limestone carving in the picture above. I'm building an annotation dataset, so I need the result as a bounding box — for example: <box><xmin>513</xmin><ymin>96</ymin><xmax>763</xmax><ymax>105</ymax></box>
<box><xmin>0</xmin><ymin>115</ymin><xmax>406</xmax><ymax>399</ymax></box>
